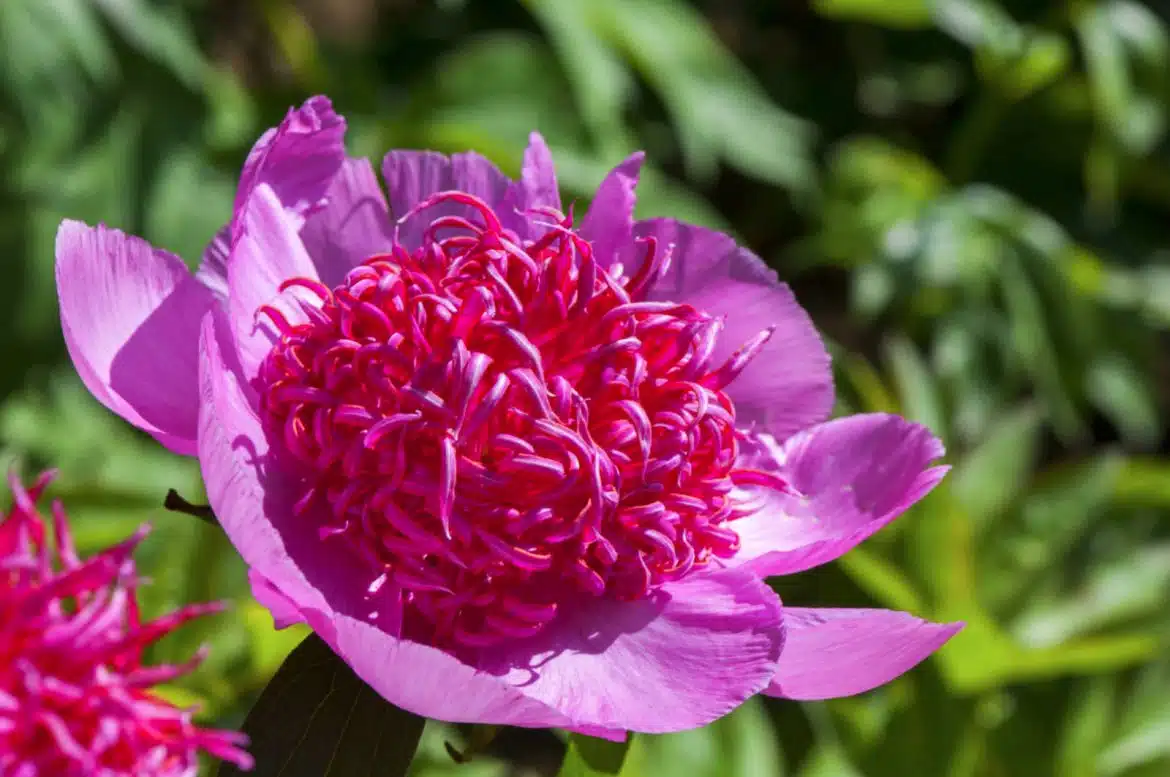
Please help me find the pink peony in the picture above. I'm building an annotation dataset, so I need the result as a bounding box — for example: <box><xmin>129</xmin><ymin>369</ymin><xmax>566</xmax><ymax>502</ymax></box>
<box><xmin>0</xmin><ymin>470</ymin><xmax>252</xmax><ymax>775</ymax></box>
<box><xmin>56</xmin><ymin>96</ymin><xmax>961</xmax><ymax>736</ymax></box>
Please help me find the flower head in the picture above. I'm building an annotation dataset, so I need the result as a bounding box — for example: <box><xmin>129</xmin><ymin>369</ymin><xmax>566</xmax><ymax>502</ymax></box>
<box><xmin>254</xmin><ymin>189</ymin><xmax>779</xmax><ymax>648</ymax></box>
<box><xmin>57</xmin><ymin>96</ymin><xmax>962</xmax><ymax>736</ymax></box>
<box><xmin>0</xmin><ymin>470</ymin><xmax>252</xmax><ymax>776</ymax></box>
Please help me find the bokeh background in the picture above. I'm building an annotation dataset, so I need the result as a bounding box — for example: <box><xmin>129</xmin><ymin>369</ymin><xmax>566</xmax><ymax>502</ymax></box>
<box><xmin>3</xmin><ymin>0</ymin><xmax>1170</xmax><ymax>775</ymax></box>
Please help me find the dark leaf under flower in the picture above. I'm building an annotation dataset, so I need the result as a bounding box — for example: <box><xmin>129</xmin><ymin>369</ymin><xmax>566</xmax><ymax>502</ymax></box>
<box><xmin>218</xmin><ymin>633</ymin><xmax>426</xmax><ymax>777</ymax></box>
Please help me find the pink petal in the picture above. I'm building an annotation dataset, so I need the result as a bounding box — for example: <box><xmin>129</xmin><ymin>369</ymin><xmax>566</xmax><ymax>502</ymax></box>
<box><xmin>478</xmin><ymin>567</ymin><xmax>783</xmax><ymax>733</ymax></box>
<box><xmin>205</xmin><ymin>160</ymin><xmax>389</xmax><ymax>294</ymax></box>
<box><xmin>232</xmin><ymin>95</ymin><xmax>347</xmax><ymax>240</ymax></box>
<box><xmin>198</xmin><ymin>305</ymin><xmax>335</xmax><ymax>617</ymax></box>
<box><xmin>56</xmin><ymin>220</ymin><xmax>216</xmax><ymax>455</ymax></box>
<box><xmin>636</xmin><ymin>218</ymin><xmax>833</xmax><ymax>440</ymax></box>
<box><xmin>227</xmin><ymin>183</ymin><xmax>320</xmax><ymax>378</ymax></box>
<box><xmin>203</xmin><ymin>98</ymin><xmax>372</xmax><ymax>295</ymax></box>
<box><xmin>300</xmin><ymin>157</ymin><xmax>393</xmax><ymax>285</ymax></box>
<box><xmin>195</xmin><ymin>225</ymin><xmax>230</xmax><ymax>299</ymax></box>
<box><xmin>198</xmin><ymin>306</ymin><xmax>574</xmax><ymax>728</ymax></box>
<box><xmin>732</xmin><ymin>414</ymin><xmax>948</xmax><ymax>577</ymax></box>
<box><xmin>303</xmin><ymin>611</ymin><xmax>575</xmax><ymax>729</ymax></box>
<box><xmin>579</xmin><ymin>152</ymin><xmax>644</xmax><ymax>272</ymax></box>
<box><xmin>499</xmin><ymin>132</ymin><xmax>562</xmax><ymax>239</ymax></box>
<box><xmin>567</xmin><ymin>726</ymin><xmax>628</xmax><ymax>742</ymax></box>
<box><xmin>248</xmin><ymin>569</ymin><xmax>307</xmax><ymax>629</ymax></box>
<box><xmin>382</xmin><ymin>149</ymin><xmax>511</xmax><ymax>249</ymax></box>
<box><xmin>764</xmin><ymin>608</ymin><xmax>962</xmax><ymax>700</ymax></box>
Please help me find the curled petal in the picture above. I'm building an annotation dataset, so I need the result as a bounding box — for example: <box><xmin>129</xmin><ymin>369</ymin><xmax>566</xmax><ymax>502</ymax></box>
<box><xmin>248</xmin><ymin>569</ymin><xmax>307</xmax><ymax>630</ymax></box>
<box><xmin>233</xmin><ymin>95</ymin><xmax>348</xmax><ymax>239</ymax></box>
<box><xmin>500</xmin><ymin>132</ymin><xmax>562</xmax><ymax>239</ymax></box>
<box><xmin>764</xmin><ymin>608</ymin><xmax>962</xmax><ymax>700</ymax></box>
<box><xmin>301</xmin><ymin>157</ymin><xmax>394</xmax><ymax>285</ymax></box>
<box><xmin>579</xmin><ymin>152</ymin><xmax>644</xmax><ymax>272</ymax></box>
<box><xmin>56</xmin><ymin>221</ymin><xmax>215</xmax><ymax>455</ymax></box>
<box><xmin>731</xmin><ymin>414</ymin><xmax>948</xmax><ymax>577</ymax></box>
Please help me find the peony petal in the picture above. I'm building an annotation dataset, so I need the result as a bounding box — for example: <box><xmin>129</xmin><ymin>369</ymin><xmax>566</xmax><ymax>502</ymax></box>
<box><xmin>579</xmin><ymin>152</ymin><xmax>644</xmax><ymax>272</ymax></box>
<box><xmin>303</xmin><ymin>612</ymin><xmax>575</xmax><ymax>729</ymax></box>
<box><xmin>566</xmin><ymin>726</ymin><xmax>628</xmax><ymax>742</ymax></box>
<box><xmin>382</xmin><ymin>149</ymin><xmax>512</xmax><ymax>249</ymax></box>
<box><xmin>248</xmin><ymin>569</ymin><xmax>307</xmax><ymax>630</ymax></box>
<box><xmin>636</xmin><ymin>218</ymin><xmax>833</xmax><ymax>440</ymax></box>
<box><xmin>56</xmin><ymin>220</ymin><xmax>216</xmax><ymax>455</ymax></box>
<box><xmin>232</xmin><ymin>95</ymin><xmax>347</xmax><ymax>240</ymax></box>
<box><xmin>764</xmin><ymin>608</ymin><xmax>962</xmax><ymax>700</ymax></box>
<box><xmin>195</xmin><ymin>225</ymin><xmax>231</xmax><ymax>299</ymax></box>
<box><xmin>205</xmin><ymin>161</ymin><xmax>388</xmax><ymax>295</ymax></box>
<box><xmin>199</xmin><ymin>306</ymin><xmax>574</xmax><ymax>729</ymax></box>
<box><xmin>478</xmin><ymin>567</ymin><xmax>783</xmax><ymax>733</ymax></box>
<box><xmin>731</xmin><ymin>414</ymin><xmax>948</xmax><ymax>577</ymax></box>
<box><xmin>227</xmin><ymin>183</ymin><xmax>320</xmax><ymax>379</ymax></box>
<box><xmin>300</xmin><ymin>157</ymin><xmax>393</xmax><ymax>285</ymax></box>
<box><xmin>499</xmin><ymin>132</ymin><xmax>562</xmax><ymax>240</ymax></box>
<box><xmin>198</xmin><ymin>305</ymin><xmax>338</xmax><ymax>617</ymax></box>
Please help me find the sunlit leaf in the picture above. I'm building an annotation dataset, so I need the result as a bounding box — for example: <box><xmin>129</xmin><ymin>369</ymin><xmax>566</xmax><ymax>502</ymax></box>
<box><xmin>1012</xmin><ymin>545</ymin><xmax>1170</xmax><ymax>646</ymax></box>
<box><xmin>558</xmin><ymin>734</ymin><xmax>633</xmax><ymax>777</ymax></box>
<box><xmin>1057</xmin><ymin>678</ymin><xmax>1116</xmax><ymax>777</ymax></box>
<box><xmin>951</xmin><ymin>404</ymin><xmax>1042</xmax><ymax>533</ymax></box>
<box><xmin>813</xmin><ymin>0</ymin><xmax>930</xmax><ymax>29</ymax></box>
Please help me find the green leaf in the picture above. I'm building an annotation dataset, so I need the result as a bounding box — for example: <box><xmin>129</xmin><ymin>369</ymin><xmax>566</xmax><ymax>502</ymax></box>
<box><xmin>884</xmin><ymin>335</ymin><xmax>947</xmax><ymax>443</ymax></box>
<box><xmin>522</xmin><ymin>0</ymin><xmax>634</xmax><ymax>155</ymax></box>
<box><xmin>93</xmin><ymin>0</ymin><xmax>208</xmax><ymax>90</ymax></box>
<box><xmin>1112</xmin><ymin>457</ymin><xmax>1170</xmax><ymax>508</ymax></box>
<box><xmin>938</xmin><ymin>609</ymin><xmax>1158</xmax><ymax>693</ymax></box>
<box><xmin>838</xmin><ymin>546</ymin><xmax>928</xmax><ymax>614</ymax></box>
<box><xmin>980</xmin><ymin>455</ymin><xmax>1120</xmax><ymax>610</ymax></box>
<box><xmin>1056</xmin><ymin>678</ymin><xmax>1116</xmax><ymax>777</ymax></box>
<box><xmin>796</xmin><ymin>745</ymin><xmax>866</xmax><ymax>777</ymax></box>
<box><xmin>1098</xmin><ymin>702</ymin><xmax>1170</xmax><ymax>776</ymax></box>
<box><xmin>951</xmin><ymin>404</ymin><xmax>1043</xmax><ymax>533</ymax></box>
<box><xmin>558</xmin><ymin>734</ymin><xmax>634</xmax><ymax>777</ymax></box>
<box><xmin>638</xmin><ymin>699</ymin><xmax>785</xmax><ymax>777</ymax></box>
<box><xmin>1085</xmin><ymin>354</ymin><xmax>1161</xmax><ymax>448</ymax></box>
<box><xmin>812</xmin><ymin>0</ymin><xmax>930</xmax><ymax>29</ymax></box>
<box><xmin>999</xmin><ymin>258</ymin><xmax>1083</xmax><ymax>441</ymax></box>
<box><xmin>218</xmin><ymin>634</ymin><xmax>426</xmax><ymax>777</ymax></box>
<box><xmin>1003</xmin><ymin>31</ymin><xmax>1071</xmax><ymax>100</ymax></box>
<box><xmin>1012</xmin><ymin>545</ymin><xmax>1170</xmax><ymax>646</ymax></box>
<box><xmin>598</xmin><ymin>0</ymin><xmax>815</xmax><ymax>194</ymax></box>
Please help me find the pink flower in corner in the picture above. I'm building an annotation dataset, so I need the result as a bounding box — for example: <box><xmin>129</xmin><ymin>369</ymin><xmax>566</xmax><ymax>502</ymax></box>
<box><xmin>0</xmin><ymin>471</ymin><xmax>252</xmax><ymax>775</ymax></box>
<box><xmin>56</xmin><ymin>96</ymin><xmax>961</xmax><ymax>736</ymax></box>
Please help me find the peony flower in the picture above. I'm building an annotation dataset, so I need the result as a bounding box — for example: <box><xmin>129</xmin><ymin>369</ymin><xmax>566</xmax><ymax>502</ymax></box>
<box><xmin>0</xmin><ymin>470</ymin><xmax>252</xmax><ymax>775</ymax></box>
<box><xmin>56</xmin><ymin>96</ymin><xmax>961</xmax><ymax>736</ymax></box>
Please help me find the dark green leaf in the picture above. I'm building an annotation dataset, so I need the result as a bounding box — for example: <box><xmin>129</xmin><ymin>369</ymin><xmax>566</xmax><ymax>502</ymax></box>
<box><xmin>219</xmin><ymin>634</ymin><xmax>426</xmax><ymax>777</ymax></box>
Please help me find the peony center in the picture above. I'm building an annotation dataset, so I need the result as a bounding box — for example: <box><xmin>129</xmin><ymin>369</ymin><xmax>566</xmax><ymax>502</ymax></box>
<box><xmin>256</xmin><ymin>193</ymin><xmax>774</xmax><ymax>648</ymax></box>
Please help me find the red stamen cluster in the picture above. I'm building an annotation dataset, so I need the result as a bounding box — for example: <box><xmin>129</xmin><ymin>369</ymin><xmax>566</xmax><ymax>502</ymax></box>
<box><xmin>257</xmin><ymin>193</ymin><xmax>775</xmax><ymax>648</ymax></box>
<box><xmin>0</xmin><ymin>471</ymin><xmax>252</xmax><ymax>776</ymax></box>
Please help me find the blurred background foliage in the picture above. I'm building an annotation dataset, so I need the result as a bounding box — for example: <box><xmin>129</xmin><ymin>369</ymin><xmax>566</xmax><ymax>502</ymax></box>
<box><xmin>2</xmin><ymin>0</ymin><xmax>1170</xmax><ymax>775</ymax></box>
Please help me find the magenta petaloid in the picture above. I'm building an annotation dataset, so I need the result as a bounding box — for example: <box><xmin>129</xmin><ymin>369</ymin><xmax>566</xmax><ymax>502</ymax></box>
<box><xmin>256</xmin><ymin>191</ymin><xmax>779</xmax><ymax>648</ymax></box>
<box><xmin>0</xmin><ymin>471</ymin><xmax>252</xmax><ymax>776</ymax></box>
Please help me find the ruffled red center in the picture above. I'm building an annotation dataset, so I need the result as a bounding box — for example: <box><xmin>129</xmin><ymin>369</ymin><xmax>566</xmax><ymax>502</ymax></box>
<box><xmin>256</xmin><ymin>193</ymin><xmax>777</xmax><ymax>648</ymax></box>
<box><xmin>0</xmin><ymin>472</ymin><xmax>252</xmax><ymax>776</ymax></box>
